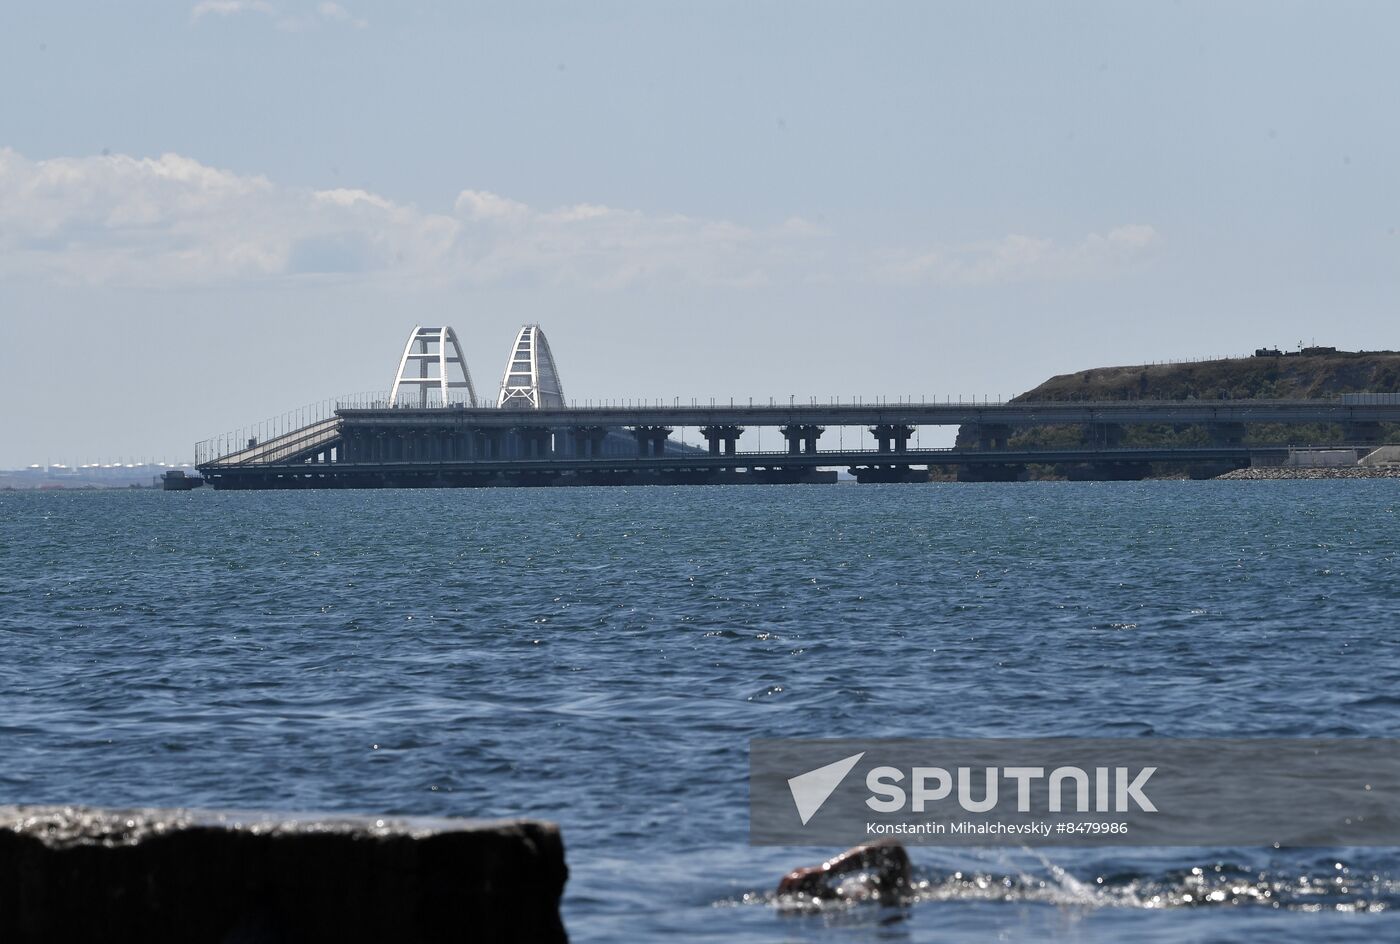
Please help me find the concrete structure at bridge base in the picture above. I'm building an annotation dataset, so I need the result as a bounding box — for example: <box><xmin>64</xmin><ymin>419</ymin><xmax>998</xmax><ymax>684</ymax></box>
<box><xmin>850</xmin><ymin>466</ymin><xmax>930</xmax><ymax>484</ymax></box>
<box><xmin>1061</xmin><ymin>461</ymin><xmax>1156</xmax><ymax>481</ymax></box>
<box><xmin>0</xmin><ymin>805</ymin><xmax>567</xmax><ymax>944</ymax></box>
<box><xmin>955</xmin><ymin>463</ymin><xmax>1028</xmax><ymax>482</ymax></box>
<box><xmin>1361</xmin><ymin>445</ymin><xmax>1400</xmax><ymax>467</ymax></box>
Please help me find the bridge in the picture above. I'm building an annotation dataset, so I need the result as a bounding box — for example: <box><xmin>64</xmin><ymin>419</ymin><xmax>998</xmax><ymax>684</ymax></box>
<box><xmin>193</xmin><ymin>325</ymin><xmax>1399</xmax><ymax>489</ymax></box>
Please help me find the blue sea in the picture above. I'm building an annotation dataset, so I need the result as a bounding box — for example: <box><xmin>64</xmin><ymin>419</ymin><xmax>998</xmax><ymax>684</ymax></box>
<box><xmin>3</xmin><ymin>482</ymin><xmax>1399</xmax><ymax>942</ymax></box>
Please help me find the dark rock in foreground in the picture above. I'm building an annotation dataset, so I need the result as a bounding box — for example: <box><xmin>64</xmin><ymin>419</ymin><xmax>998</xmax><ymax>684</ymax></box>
<box><xmin>0</xmin><ymin>805</ymin><xmax>567</xmax><ymax>943</ymax></box>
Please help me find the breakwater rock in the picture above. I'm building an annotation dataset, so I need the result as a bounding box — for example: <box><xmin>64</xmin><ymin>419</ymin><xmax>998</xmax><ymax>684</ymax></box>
<box><xmin>1216</xmin><ymin>466</ymin><xmax>1400</xmax><ymax>480</ymax></box>
<box><xmin>0</xmin><ymin>805</ymin><xmax>567</xmax><ymax>943</ymax></box>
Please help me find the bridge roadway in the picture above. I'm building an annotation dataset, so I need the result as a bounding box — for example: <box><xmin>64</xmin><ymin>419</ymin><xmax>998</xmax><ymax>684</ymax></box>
<box><xmin>336</xmin><ymin>398</ymin><xmax>1400</xmax><ymax>429</ymax></box>
<box><xmin>198</xmin><ymin>444</ymin><xmax>1286</xmax><ymax>489</ymax></box>
<box><xmin>195</xmin><ymin>396</ymin><xmax>1393</xmax><ymax>487</ymax></box>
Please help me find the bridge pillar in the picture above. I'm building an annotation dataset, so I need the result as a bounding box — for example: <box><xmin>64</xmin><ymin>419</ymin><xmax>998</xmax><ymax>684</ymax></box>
<box><xmin>570</xmin><ymin>426</ymin><xmax>608</xmax><ymax>457</ymax></box>
<box><xmin>699</xmin><ymin>425</ymin><xmax>744</xmax><ymax>456</ymax></box>
<box><xmin>970</xmin><ymin>423</ymin><xmax>1012</xmax><ymax>449</ymax></box>
<box><xmin>780</xmin><ymin>425</ymin><xmax>824</xmax><ymax>455</ymax></box>
<box><xmin>1084</xmin><ymin>423</ymin><xmax>1124</xmax><ymax>448</ymax></box>
<box><xmin>474</xmin><ymin>428</ymin><xmax>504</xmax><ymax>459</ymax></box>
<box><xmin>632</xmin><ymin>426</ymin><xmax>672</xmax><ymax>457</ymax></box>
<box><xmin>518</xmin><ymin>428</ymin><xmax>553</xmax><ymax>458</ymax></box>
<box><xmin>451</xmin><ymin>432</ymin><xmax>471</xmax><ymax>460</ymax></box>
<box><xmin>869</xmin><ymin>424</ymin><xmax>914</xmax><ymax>453</ymax></box>
<box><xmin>1208</xmin><ymin>422</ymin><xmax>1247</xmax><ymax>446</ymax></box>
<box><xmin>1344</xmin><ymin>420</ymin><xmax>1385</xmax><ymax>445</ymax></box>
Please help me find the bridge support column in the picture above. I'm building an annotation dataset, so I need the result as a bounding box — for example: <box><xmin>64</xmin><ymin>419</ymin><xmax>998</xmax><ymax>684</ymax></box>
<box><xmin>451</xmin><ymin>432</ymin><xmax>471</xmax><ymax>460</ymax></box>
<box><xmin>699</xmin><ymin>425</ymin><xmax>744</xmax><ymax>456</ymax></box>
<box><xmin>1209</xmin><ymin>422</ymin><xmax>1247</xmax><ymax>446</ymax></box>
<box><xmin>1345</xmin><ymin>420</ymin><xmax>1385</xmax><ymax>445</ymax></box>
<box><xmin>780</xmin><ymin>425</ymin><xmax>824</xmax><ymax>455</ymax></box>
<box><xmin>518</xmin><ymin>428</ymin><xmax>553</xmax><ymax>458</ymax></box>
<box><xmin>869</xmin><ymin>424</ymin><xmax>914</xmax><ymax>453</ymax></box>
<box><xmin>570</xmin><ymin>426</ymin><xmax>607</xmax><ymax>457</ymax></box>
<box><xmin>1084</xmin><ymin>423</ymin><xmax>1124</xmax><ymax>448</ymax></box>
<box><xmin>474</xmin><ymin>428</ymin><xmax>504</xmax><ymax>459</ymax></box>
<box><xmin>971</xmin><ymin>423</ymin><xmax>1012</xmax><ymax>449</ymax></box>
<box><xmin>632</xmin><ymin>426</ymin><xmax>672</xmax><ymax>457</ymax></box>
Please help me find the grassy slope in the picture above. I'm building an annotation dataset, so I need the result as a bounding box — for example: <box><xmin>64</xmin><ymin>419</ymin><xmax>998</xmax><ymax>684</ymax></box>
<box><xmin>956</xmin><ymin>352</ymin><xmax>1400</xmax><ymax>448</ymax></box>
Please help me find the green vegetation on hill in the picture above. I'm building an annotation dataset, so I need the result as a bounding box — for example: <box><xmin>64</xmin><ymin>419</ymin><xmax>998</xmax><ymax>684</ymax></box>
<box><xmin>1016</xmin><ymin>350</ymin><xmax>1400</xmax><ymax>402</ymax></box>
<box><xmin>956</xmin><ymin>350</ymin><xmax>1400</xmax><ymax>450</ymax></box>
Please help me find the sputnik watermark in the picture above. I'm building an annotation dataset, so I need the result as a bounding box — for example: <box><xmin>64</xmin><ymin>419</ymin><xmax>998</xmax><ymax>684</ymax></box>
<box><xmin>752</xmin><ymin>738</ymin><xmax>1400</xmax><ymax>846</ymax></box>
<box><xmin>864</xmin><ymin>765</ymin><xmax>1156</xmax><ymax>813</ymax></box>
<box><xmin>787</xmin><ymin>752</ymin><xmax>865</xmax><ymax>825</ymax></box>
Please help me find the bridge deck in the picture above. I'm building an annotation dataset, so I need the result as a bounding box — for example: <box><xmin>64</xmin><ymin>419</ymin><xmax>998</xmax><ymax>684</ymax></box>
<box><xmin>202</xmin><ymin>417</ymin><xmax>342</xmax><ymax>467</ymax></box>
<box><xmin>335</xmin><ymin>399</ymin><xmax>1400</xmax><ymax>428</ymax></box>
<box><xmin>197</xmin><ymin>445</ymin><xmax>1285</xmax><ymax>489</ymax></box>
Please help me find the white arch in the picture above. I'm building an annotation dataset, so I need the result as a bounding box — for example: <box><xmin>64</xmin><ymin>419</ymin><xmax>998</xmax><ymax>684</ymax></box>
<box><xmin>497</xmin><ymin>324</ymin><xmax>566</xmax><ymax>409</ymax></box>
<box><xmin>389</xmin><ymin>326</ymin><xmax>478</xmax><ymax>407</ymax></box>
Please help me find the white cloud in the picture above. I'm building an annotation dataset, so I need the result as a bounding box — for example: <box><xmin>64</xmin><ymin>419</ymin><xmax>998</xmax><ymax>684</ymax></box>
<box><xmin>316</xmin><ymin>2</ymin><xmax>365</xmax><ymax>28</ymax></box>
<box><xmin>190</xmin><ymin>1</ymin><xmax>274</xmax><ymax>21</ymax></box>
<box><xmin>0</xmin><ymin>147</ymin><xmax>1159</xmax><ymax>291</ymax></box>
<box><xmin>875</xmin><ymin>225</ymin><xmax>1160</xmax><ymax>285</ymax></box>
<box><xmin>190</xmin><ymin>1</ymin><xmax>366</xmax><ymax>30</ymax></box>
<box><xmin>0</xmin><ymin>148</ymin><xmax>817</xmax><ymax>289</ymax></box>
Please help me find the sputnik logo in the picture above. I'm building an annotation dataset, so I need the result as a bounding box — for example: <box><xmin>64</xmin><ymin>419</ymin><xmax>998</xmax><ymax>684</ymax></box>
<box><xmin>787</xmin><ymin>752</ymin><xmax>865</xmax><ymax>825</ymax></box>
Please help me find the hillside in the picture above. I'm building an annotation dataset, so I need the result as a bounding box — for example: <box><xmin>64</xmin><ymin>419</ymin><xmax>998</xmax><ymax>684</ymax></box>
<box><xmin>956</xmin><ymin>349</ymin><xmax>1400</xmax><ymax>451</ymax></box>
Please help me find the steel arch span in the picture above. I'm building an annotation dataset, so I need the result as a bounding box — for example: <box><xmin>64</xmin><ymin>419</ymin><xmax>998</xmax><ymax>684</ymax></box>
<box><xmin>498</xmin><ymin>324</ymin><xmax>566</xmax><ymax>409</ymax></box>
<box><xmin>389</xmin><ymin>326</ymin><xmax>478</xmax><ymax>408</ymax></box>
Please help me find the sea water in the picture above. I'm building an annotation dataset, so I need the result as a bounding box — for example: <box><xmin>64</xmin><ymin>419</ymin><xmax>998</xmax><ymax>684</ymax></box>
<box><xmin>2</xmin><ymin>482</ymin><xmax>1398</xmax><ymax>941</ymax></box>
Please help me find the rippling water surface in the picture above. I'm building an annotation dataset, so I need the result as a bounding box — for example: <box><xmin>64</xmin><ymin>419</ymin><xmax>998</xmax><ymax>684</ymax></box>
<box><xmin>3</xmin><ymin>482</ymin><xmax>1399</xmax><ymax>941</ymax></box>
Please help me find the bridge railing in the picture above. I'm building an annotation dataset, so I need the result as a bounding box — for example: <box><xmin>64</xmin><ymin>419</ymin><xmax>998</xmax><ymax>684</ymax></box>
<box><xmin>199</xmin><ymin>417</ymin><xmax>341</xmax><ymax>468</ymax></box>
<box><xmin>196</xmin><ymin>391</ymin><xmax>391</xmax><ymax>466</ymax></box>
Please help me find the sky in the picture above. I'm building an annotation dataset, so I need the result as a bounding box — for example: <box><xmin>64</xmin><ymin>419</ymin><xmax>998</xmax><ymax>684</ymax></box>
<box><xmin>1</xmin><ymin>1</ymin><xmax>1397</xmax><ymax>466</ymax></box>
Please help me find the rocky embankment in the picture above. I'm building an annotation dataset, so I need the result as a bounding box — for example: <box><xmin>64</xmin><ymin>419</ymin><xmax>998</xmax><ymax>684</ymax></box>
<box><xmin>1217</xmin><ymin>466</ymin><xmax>1400</xmax><ymax>480</ymax></box>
